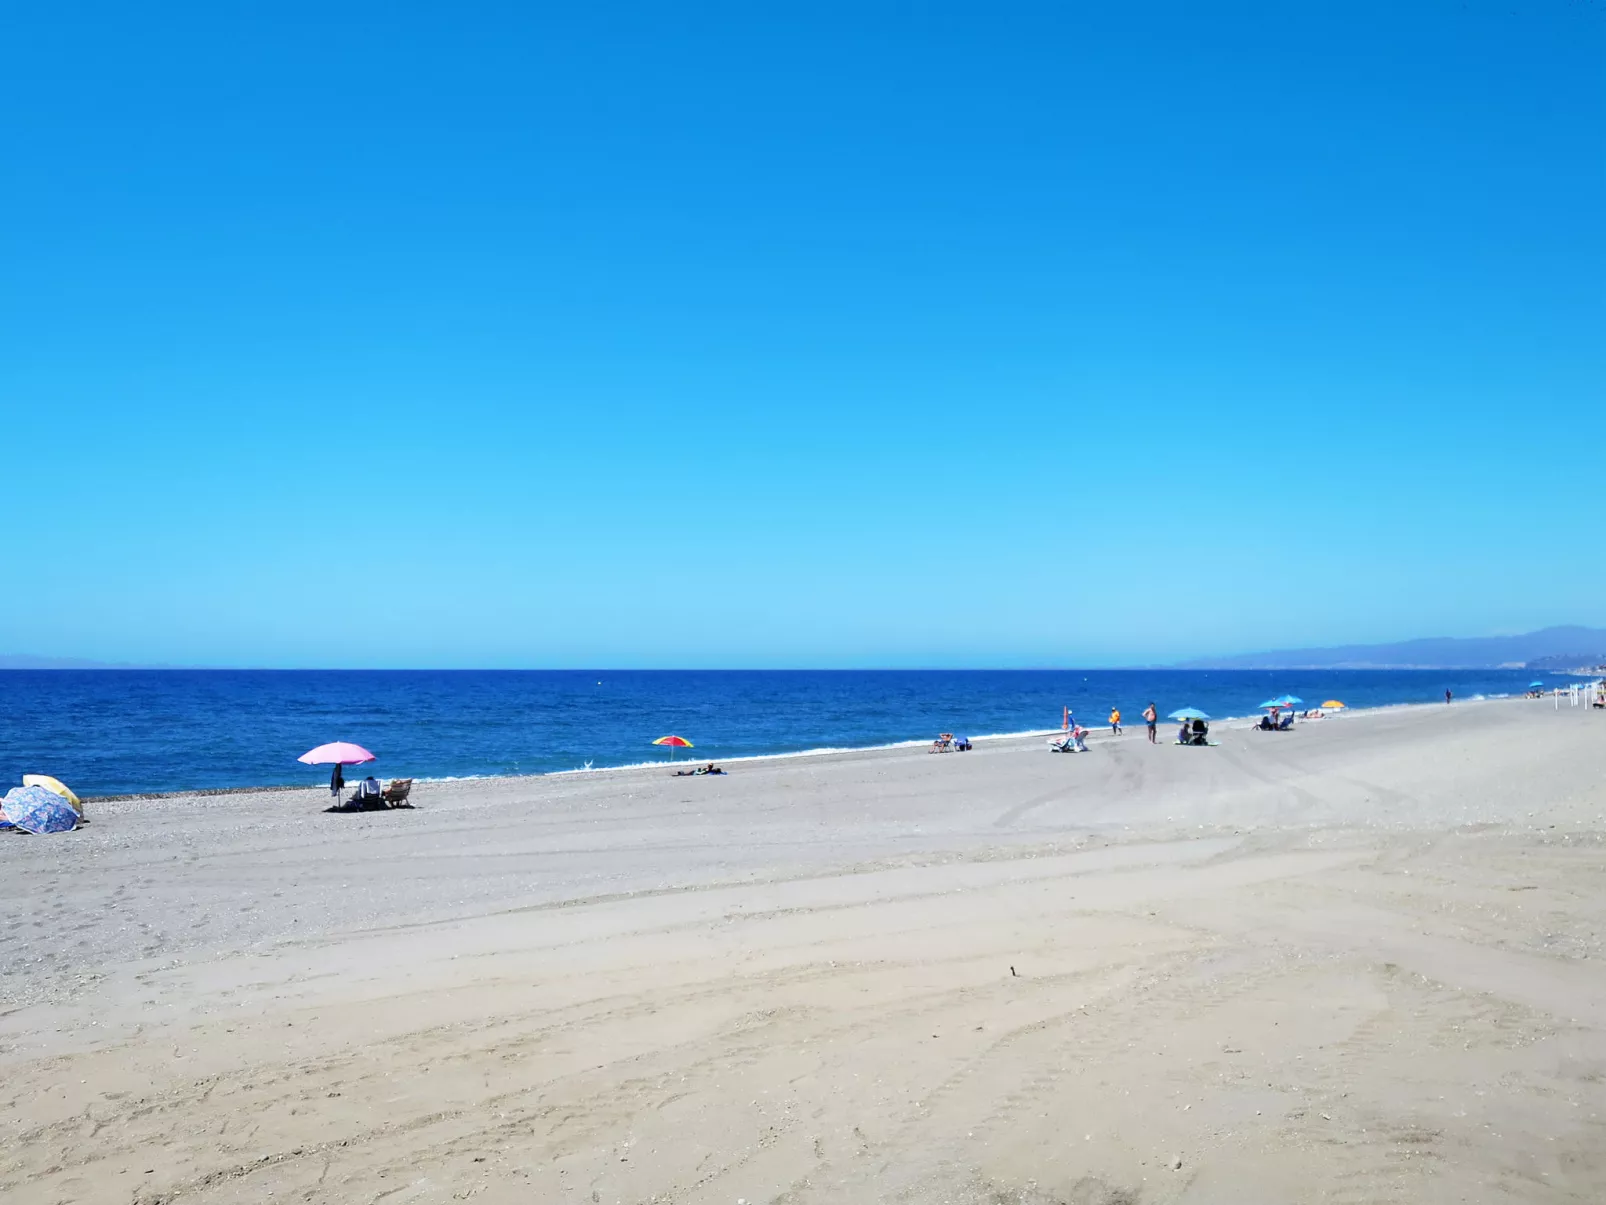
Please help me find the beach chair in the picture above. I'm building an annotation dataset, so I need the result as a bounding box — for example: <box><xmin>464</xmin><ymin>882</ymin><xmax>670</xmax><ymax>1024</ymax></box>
<box><xmin>1276</xmin><ymin>714</ymin><xmax>1294</xmax><ymax>731</ymax></box>
<box><xmin>929</xmin><ymin>734</ymin><xmax>954</xmax><ymax>753</ymax></box>
<box><xmin>382</xmin><ymin>778</ymin><xmax>415</xmax><ymax>808</ymax></box>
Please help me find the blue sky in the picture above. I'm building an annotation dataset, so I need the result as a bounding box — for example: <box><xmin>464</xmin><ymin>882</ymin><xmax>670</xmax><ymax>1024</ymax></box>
<box><xmin>4</xmin><ymin>1</ymin><xmax>1603</xmax><ymax>667</ymax></box>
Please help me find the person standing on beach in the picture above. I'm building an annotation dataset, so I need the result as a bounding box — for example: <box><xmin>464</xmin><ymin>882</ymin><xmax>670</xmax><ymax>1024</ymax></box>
<box><xmin>1143</xmin><ymin>702</ymin><xmax>1158</xmax><ymax>743</ymax></box>
<box><xmin>1445</xmin><ymin>689</ymin><xmax>1453</xmax><ymax>704</ymax></box>
<box><xmin>1109</xmin><ymin>707</ymin><xmax>1122</xmax><ymax>735</ymax></box>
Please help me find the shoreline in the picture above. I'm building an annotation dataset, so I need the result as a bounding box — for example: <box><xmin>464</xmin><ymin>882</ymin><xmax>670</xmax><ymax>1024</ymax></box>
<box><xmin>4</xmin><ymin>692</ymin><xmax>1603</xmax><ymax>1203</ymax></box>
<box><xmin>78</xmin><ymin>693</ymin><xmax>1512</xmax><ymax>803</ymax></box>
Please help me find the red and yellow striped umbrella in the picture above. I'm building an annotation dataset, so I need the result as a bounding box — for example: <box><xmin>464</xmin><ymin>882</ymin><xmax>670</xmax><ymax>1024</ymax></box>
<box><xmin>652</xmin><ymin>734</ymin><xmax>693</xmax><ymax>761</ymax></box>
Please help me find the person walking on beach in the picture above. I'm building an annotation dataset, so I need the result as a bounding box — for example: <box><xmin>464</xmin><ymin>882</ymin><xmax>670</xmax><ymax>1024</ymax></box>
<box><xmin>1109</xmin><ymin>707</ymin><xmax>1122</xmax><ymax>735</ymax></box>
<box><xmin>1445</xmin><ymin>689</ymin><xmax>1453</xmax><ymax>704</ymax></box>
<box><xmin>1143</xmin><ymin>702</ymin><xmax>1158</xmax><ymax>743</ymax></box>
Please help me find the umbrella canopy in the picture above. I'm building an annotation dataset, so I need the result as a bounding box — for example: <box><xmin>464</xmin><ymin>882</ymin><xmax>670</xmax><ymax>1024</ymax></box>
<box><xmin>652</xmin><ymin>735</ymin><xmax>693</xmax><ymax>748</ymax></box>
<box><xmin>298</xmin><ymin>742</ymin><xmax>376</xmax><ymax>766</ymax></box>
<box><xmin>23</xmin><ymin>774</ymin><xmax>82</xmax><ymax>814</ymax></box>
<box><xmin>2</xmin><ymin>785</ymin><xmax>80</xmax><ymax>834</ymax></box>
<box><xmin>1277</xmin><ymin>695</ymin><xmax>1304</xmax><ymax>707</ymax></box>
<box><xmin>1322</xmin><ymin>700</ymin><xmax>1346</xmax><ymax>710</ymax></box>
<box><xmin>1258</xmin><ymin>698</ymin><xmax>1285</xmax><ymax>710</ymax></box>
<box><xmin>1168</xmin><ymin>708</ymin><xmax>1210</xmax><ymax>721</ymax></box>
<box><xmin>1529</xmin><ymin>681</ymin><xmax>1545</xmax><ymax>689</ymax></box>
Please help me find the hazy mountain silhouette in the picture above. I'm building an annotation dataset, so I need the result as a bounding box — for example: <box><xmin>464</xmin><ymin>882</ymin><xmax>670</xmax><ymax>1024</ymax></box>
<box><xmin>1180</xmin><ymin>626</ymin><xmax>1606</xmax><ymax>670</ymax></box>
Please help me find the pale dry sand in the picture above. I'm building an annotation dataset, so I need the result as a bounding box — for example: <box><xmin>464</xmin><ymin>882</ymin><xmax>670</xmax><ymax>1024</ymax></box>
<box><xmin>3</xmin><ymin>699</ymin><xmax>1605</xmax><ymax>1204</ymax></box>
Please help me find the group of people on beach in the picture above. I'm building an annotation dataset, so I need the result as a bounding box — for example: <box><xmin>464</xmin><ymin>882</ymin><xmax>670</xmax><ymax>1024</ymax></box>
<box><xmin>1063</xmin><ymin>703</ymin><xmax>1162</xmax><ymax>746</ymax></box>
<box><xmin>1056</xmin><ymin>704</ymin><xmax>1219</xmax><ymax>751</ymax></box>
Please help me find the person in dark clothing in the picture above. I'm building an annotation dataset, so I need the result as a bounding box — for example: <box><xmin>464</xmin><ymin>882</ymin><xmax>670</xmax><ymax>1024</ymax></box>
<box><xmin>675</xmin><ymin>763</ymin><xmax>726</xmax><ymax>776</ymax></box>
<box><xmin>330</xmin><ymin>763</ymin><xmax>345</xmax><ymax>799</ymax></box>
<box><xmin>1445</xmin><ymin>689</ymin><xmax>1453</xmax><ymax>704</ymax></box>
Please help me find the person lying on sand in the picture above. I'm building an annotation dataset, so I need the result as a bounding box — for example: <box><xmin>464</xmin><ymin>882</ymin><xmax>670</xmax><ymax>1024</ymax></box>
<box><xmin>673</xmin><ymin>763</ymin><xmax>725</xmax><ymax>776</ymax></box>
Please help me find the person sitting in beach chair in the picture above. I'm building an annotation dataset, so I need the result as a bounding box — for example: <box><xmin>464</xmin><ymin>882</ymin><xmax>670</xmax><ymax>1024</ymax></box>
<box><xmin>382</xmin><ymin>778</ymin><xmax>414</xmax><ymax>808</ymax></box>
<box><xmin>930</xmin><ymin>733</ymin><xmax>954</xmax><ymax>753</ymax></box>
<box><xmin>351</xmin><ymin>775</ymin><xmax>387</xmax><ymax>810</ymax></box>
<box><xmin>1048</xmin><ymin>728</ymin><xmax>1080</xmax><ymax>752</ymax></box>
<box><xmin>1182</xmin><ymin>719</ymin><xmax>1209</xmax><ymax>746</ymax></box>
<box><xmin>1051</xmin><ymin>725</ymin><xmax>1088</xmax><ymax>752</ymax></box>
<box><xmin>1254</xmin><ymin>714</ymin><xmax>1277</xmax><ymax>731</ymax></box>
<box><xmin>327</xmin><ymin>776</ymin><xmax>389</xmax><ymax>813</ymax></box>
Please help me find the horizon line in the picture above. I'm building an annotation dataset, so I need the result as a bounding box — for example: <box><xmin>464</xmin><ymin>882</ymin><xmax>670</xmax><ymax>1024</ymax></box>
<box><xmin>0</xmin><ymin>663</ymin><xmax>1565</xmax><ymax>673</ymax></box>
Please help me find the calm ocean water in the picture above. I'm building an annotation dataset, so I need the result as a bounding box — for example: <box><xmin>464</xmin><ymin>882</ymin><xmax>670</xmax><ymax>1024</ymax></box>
<box><xmin>0</xmin><ymin>668</ymin><xmax>1571</xmax><ymax>797</ymax></box>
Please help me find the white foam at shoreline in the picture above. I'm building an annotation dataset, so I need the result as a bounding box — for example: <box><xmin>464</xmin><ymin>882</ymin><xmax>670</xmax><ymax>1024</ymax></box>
<box><xmin>94</xmin><ymin>694</ymin><xmax>1530</xmax><ymax>798</ymax></box>
<box><xmin>455</xmin><ymin>696</ymin><xmax>1501</xmax><ymax>783</ymax></box>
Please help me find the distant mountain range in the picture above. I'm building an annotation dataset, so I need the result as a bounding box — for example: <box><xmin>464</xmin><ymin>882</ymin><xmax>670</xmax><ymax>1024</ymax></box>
<box><xmin>1180</xmin><ymin>626</ymin><xmax>1606</xmax><ymax>671</ymax></box>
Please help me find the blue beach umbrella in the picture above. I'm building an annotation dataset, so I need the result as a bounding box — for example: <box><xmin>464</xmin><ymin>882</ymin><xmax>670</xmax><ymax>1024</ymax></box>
<box><xmin>1529</xmin><ymin>680</ymin><xmax>1544</xmax><ymax>689</ymax></box>
<box><xmin>1169</xmin><ymin>708</ymin><xmax>1211</xmax><ymax>720</ymax></box>
<box><xmin>2</xmin><ymin>785</ymin><xmax>79</xmax><ymax>834</ymax></box>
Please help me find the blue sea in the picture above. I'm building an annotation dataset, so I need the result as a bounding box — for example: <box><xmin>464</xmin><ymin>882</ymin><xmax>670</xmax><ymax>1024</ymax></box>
<box><xmin>0</xmin><ymin>668</ymin><xmax>1574</xmax><ymax>798</ymax></box>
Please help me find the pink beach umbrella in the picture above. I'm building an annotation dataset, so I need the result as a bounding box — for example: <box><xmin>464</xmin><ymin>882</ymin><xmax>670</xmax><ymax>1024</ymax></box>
<box><xmin>298</xmin><ymin>742</ymin><xmax>376</xmax><ymax>807</ymax></box>
<box><xmin>298</xmin><ymin>742</ymin><xmax>377</xmax><ymax>766</ymax></box>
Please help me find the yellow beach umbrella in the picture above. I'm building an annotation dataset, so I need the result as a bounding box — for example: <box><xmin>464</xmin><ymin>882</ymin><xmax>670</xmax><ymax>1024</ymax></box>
<box><xmin>24</xmin><ymin>774</ymin><xmax>83</xmax><ymax>816</ymax></box>
<box><xmin>1321</xmin><ymin>700</ymin><xmax>1346</xmax><ymax>710</ymax></box>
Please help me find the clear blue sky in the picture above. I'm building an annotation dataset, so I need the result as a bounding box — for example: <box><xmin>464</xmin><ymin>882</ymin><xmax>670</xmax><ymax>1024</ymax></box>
<box><xmin>4</xmin><ymin>1</ymin><xmax>1603</xmax><ymax>667</ymax></box>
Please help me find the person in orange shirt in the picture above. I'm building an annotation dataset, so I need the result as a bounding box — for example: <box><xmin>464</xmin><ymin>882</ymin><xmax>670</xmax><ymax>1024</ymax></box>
<box><xmin>1109</xmin><ymin>707</ymin><xmax>1122</xmax><ymax>735</ymax></box>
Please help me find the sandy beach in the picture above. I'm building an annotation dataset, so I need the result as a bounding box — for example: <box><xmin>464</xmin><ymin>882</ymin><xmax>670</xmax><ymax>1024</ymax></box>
<box><xmin>3</xmin><ymin>698</ymin><xmax>1604</xmax><ymax>1204</ymax></box>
